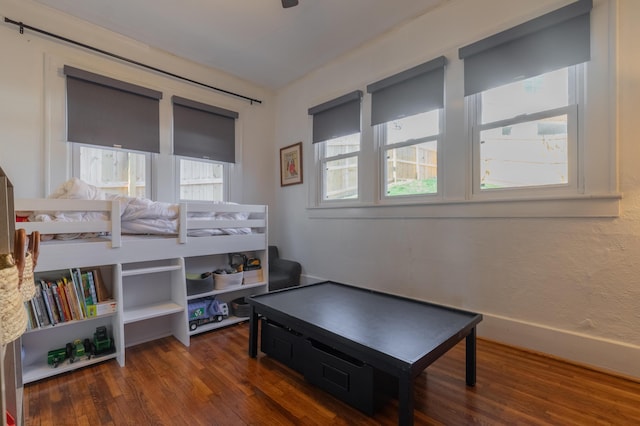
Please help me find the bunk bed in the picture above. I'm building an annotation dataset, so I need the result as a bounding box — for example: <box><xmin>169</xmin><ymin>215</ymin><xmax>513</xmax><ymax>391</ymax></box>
<box><xmin>13</xmin><ymin>179</ymin><xmax>269</xmax><ymax>382</ymax></box>
<box><xmin>14</xmin><ymin>180</ymin><xmax>267</xmax><ymax>271</ymax></box>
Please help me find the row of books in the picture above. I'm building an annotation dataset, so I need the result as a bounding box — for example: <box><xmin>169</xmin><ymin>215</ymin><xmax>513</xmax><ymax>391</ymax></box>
<box><xmin>25</xmin><ymin>268</ymin><xmax>115</xmax><ymax>330</ymax></box>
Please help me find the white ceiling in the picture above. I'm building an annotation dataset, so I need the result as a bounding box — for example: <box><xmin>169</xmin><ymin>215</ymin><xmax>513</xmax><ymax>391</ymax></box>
<box><xmin>32</xmin><ymin>0</ymin><xmax>448</xmax><ymax>90</ymax></box>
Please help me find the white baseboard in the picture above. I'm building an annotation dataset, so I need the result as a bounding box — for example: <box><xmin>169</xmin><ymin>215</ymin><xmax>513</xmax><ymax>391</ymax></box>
<box><xmin>478</xmin><ymin>313</ymin><xmax>640</xmax><ymax>380</ymax></box>
<box><xmin>300</xmin><ymin>274</ymin><xmax>639</xmax><ymax>380</ymax></box>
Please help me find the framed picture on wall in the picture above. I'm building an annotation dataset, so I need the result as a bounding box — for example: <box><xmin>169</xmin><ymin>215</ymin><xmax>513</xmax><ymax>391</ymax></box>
<box><xmin>280</xmin><ymin>142</ymin><xmax>303</xmax><ymax>186</ymax></box>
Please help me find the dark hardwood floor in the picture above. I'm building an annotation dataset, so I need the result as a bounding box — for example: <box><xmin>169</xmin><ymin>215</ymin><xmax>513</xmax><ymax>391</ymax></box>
<box><xmin>24</xmin><ymin>322</ymin><xmax>640</xmax><ymax>425</ymax></box>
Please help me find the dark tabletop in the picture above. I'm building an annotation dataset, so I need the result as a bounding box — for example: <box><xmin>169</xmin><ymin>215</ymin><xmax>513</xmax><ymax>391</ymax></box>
<box><xmin>249</xmin><ymin>281</ymin><xmax>481</xmax><ymax>365</ymax></box>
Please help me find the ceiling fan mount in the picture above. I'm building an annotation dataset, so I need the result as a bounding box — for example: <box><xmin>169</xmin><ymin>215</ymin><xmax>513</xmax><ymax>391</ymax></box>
<box><xmin>282</xmin><ymin>0</ymin><xmax>299</xmax><ymax>8</ymax></box>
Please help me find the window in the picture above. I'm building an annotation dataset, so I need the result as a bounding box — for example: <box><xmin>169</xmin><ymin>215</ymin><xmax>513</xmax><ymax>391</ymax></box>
<box><xmin>307</xmin><ymin>0</ymin><xmax>617</xmax><ymax>219</ymax></box>
<box><xmin>472</xmin><ymin>67</ymin><xmax>577</xmax><ymax>193</ymax></box>
<box><xmin>64</xmin><ymin>66</ymin><xmax>160</xmax><ymax>198</ymax></box>
<box><xmin>459</xmin><ymin>0</ymin><xmax>591</xmax><ymax>198</ymax></box>
<box><xmin>172</xmin><ymin>96</ymin><xmax>238</xmax><ymax>202</ymax></box>
<box><xmin>380</xmin><ymin>110</ymin><xmax>440</xmax><ymax>197</ymax></box>
<box><xmin>308</xmin><ymin>91</ymin><xmax>363</xmax><ymax>201</ymax></box>
<box><xmin>320</xmin><ymin>133</ymin><xmax>360</xmax><ymax>200</ymax></box>
<box><xmin>64</xmin><ymin>65</ymin><xmax>162</xmax><ymax>153</ymax></box>
<box><xmin>178</xmin><ymin>158</ymin><xmax>226</xmax><ymax>202</ymax></box>
<box><xmin>74</xmin><ymin>145</ymin><xmax>150</xmax><ymax>198</ymax></box>
<box><xmin>368</xmin><ymin>56</ymin><xmax>445</xmax><ymax>199</ymax></box>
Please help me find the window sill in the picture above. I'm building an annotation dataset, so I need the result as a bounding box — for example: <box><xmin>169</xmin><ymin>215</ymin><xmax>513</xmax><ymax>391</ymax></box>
<box><xmin>307</xmin><ymin>193</ymin><xmax>621</xmax><ymax>219</ymax></box>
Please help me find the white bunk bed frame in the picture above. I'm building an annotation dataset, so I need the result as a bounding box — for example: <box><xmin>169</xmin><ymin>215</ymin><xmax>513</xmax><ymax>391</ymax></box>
<box><xmin>15</xmin><ymin>198</ymin><xmax>268</xmax><ymax>271</ymax></box>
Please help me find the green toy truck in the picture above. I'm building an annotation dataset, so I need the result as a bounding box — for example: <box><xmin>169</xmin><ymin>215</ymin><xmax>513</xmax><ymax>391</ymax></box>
<box><xmin>47</xmin><ymin>326</ymin><xmax>115</xmax><ymax>368</ymax></box>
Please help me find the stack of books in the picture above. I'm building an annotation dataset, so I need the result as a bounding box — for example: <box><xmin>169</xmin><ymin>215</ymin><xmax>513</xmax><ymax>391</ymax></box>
<box><xmin>24</xmin><ymin>267</ymin><xmax>116</xmax><ymax>330</ymax></box>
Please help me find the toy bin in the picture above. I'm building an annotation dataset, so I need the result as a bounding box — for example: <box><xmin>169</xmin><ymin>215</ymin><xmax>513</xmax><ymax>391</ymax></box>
<box><xmin>186</xmin><ymin>273</ymin><xmax>214</xmax><ymax>296</ymax></box>
<box><xmin>214</xmin><ymin>271</ymin><xmax>243</xmax><ymax>290</ymax></box>
<box><xmin>230</xmin><ymin>297</ymin><xmax>251</xmax><ymax>317</ymax></box>
<box><xmin>243</xmin><ymin>268</ymin><xmax>263</xmax><ymax>284</ymax></box>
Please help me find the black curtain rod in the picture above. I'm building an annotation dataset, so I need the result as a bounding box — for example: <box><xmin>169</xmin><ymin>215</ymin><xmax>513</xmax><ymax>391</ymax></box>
<box><xmin>3</xmin><ymin>17</ymin><xmax>263</xmax><ymax>105</ymax></box>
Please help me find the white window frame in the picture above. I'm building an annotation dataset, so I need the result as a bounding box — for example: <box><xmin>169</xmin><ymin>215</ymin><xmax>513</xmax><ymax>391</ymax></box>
<box><xmin>377</xmin><ymin>109</ymin><xmax>444</xmax><ymax>203</ymax></box>
<box><xmin>316</xmin><ymin>134</ymin><xmax>361</xmax><ymax>204</ymax></box>
<box><xmin>467</xmin><ymin>66</ymin><xmax>582</xmax><ymax>200</ymax></box>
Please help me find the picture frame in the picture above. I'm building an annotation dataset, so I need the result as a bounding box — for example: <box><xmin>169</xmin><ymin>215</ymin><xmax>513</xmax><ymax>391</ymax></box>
<box><xmin>280</xmin><ymin>142</ymin><xmax>303</xmax><ymax>186</ymax></box>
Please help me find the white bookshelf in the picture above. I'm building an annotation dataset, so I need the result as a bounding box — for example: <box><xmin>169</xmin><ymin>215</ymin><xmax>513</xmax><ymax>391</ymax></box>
<box><xmin>184</xmin><ymin>251</ymin><xmax>268</xmax><ymax>337</ymax></box>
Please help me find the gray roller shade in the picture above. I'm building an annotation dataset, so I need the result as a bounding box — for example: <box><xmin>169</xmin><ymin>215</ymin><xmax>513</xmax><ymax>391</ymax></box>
<box><xmin>308</xmin><ymin>90</ymin><xmax>362</xmax><ymax>143</ymax></box>
<box><xmin>458</xmin><ymin>0</ymin><xmax>592</xmax><ymax>96</ymax></box>
<box><xmin>367</xmin><ymin>56</ymin><xmax>446</xmax><ymax>126</ymax></box>
<box><xmin>172</xmin><ymin>96</ymin><xmax>238</xmax><ymax>163</ymax></box>
<box><xmin>64</xmin><ymin>65</ymin><xmax>162</xmax><ymax>153</ymax></box>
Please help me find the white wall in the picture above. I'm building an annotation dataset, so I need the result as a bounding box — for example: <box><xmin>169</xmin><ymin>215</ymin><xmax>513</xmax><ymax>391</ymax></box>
<box><xmin>273</xmin><ymin>0</ymin><xmax>640</xmax><ymax>379</ymax></box>
<box><xmin>0</xmin><ymin>0</ymin><xmax>275</xmax><ymax>206</ymax></box>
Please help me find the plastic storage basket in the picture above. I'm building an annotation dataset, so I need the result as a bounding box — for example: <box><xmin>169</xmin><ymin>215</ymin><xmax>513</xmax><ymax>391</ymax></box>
<box><xmin>214</xmin><ymin>271</ymin><xmax>243</xmax><ymax>290</ymax></box>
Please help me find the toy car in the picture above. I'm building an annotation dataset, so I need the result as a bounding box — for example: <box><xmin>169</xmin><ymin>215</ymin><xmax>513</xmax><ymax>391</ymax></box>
<box><xmin>47</xmin><ymin>328</ymin><xmax>115</xmax><ymax>368</ymax></box>
<box><xmin>188</xmin><ymin>298</ymin><xmax>228</xmax><ymax>331</ymax></box>
<box><xmin>93</xmin><ymin>326</ymin><xmax>115</xmax><ymax>356</ymax></box>
<box><xmin>69</xmin><ymin>339</ymin><xmax>86</xmax><ymax>363</ymax></box>
<box><xmin>47</xmin><ymin>347</ymin><xmax>67</xmax><ymax>368</ymax></box>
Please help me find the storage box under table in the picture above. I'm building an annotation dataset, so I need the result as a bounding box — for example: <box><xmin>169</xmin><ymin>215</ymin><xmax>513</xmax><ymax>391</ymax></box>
<box><xmin>260</xmin><ymin>319</ymin><xmax>395</xmax><ymax>415</ymax></box>
<box><xmin>260</xmin><ymin>319</ymin><xmax>306</xmax><ymax>373</ymax></box>
<box><xmin>304</xmin><ymin>339</ymin><xmax>377</xmax><ymax>415</ymax></box>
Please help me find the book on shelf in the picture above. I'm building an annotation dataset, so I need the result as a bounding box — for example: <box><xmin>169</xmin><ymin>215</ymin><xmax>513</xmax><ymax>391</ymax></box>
<box><xmin>91</xmin><ymin>268</ymin><xmax>110</xmax><ymax>302</ymax></box>
<box><xmin>59</xmin><ymin>277</ymin><xmax>74</xmax><ymax>320</ymax></box>
<box><xmin>40</xmin><ymin>280</ymin><xmax>62</xmax><ymax>324</ymax></box>
<box><xmin>85</xmin><ymin>270</ymin><xmax>98</xmax><ymax>305</ymax></box>
<box><xmin>68</xmin><ymin>268</ymin><xmax>86</xmax><ymax>320</ymax></box>
<box><xmin>80</xmin><ymin>271</ymin><xmax>96</xmax><ymax>311</ymax></box>
<box><xmin>38</xmin><ymin>281</ymin><xmax>55</xmax><ymax>325</ymax></box>
<box><xmin>32</xmin><ymin>286</ymin><xmax>50</xmax><ymax>327</ymax></box>
<box><xmin>50</xmin><ymin>281</ymin><xmax>67</xmax><ymax>323</ymax></box>
<box><xmin>56</xmin><ymin>278</ymin><xmax>73</xmax><ymax>322</ymax></box>
<box><xmin>24</xmin><ymin>301</ymin><xmax>37</xmax><ymax>330</ymax></box>
<box><xmin>38</xmin><ymin>285</ymin><xmax>50</xmax><ymax>326</ymax></box>
<box><xmin>74</xmin><ymin>268</ymin><xmax>86</xmax><ymax>317</ymax></box>
<box><xmin>86</xmin><ymin>300</ymin><xmax>117</xmax><ymax>317</ymax></box>
<box><xmin>63</xmin><ymin>275</ymin><xmax>81</xmax><ymax>320</ymax></box>
<box><xmin>29</xmin><ymin>298</ymin><xmax>40</xmax><ymax>328</ymax></box>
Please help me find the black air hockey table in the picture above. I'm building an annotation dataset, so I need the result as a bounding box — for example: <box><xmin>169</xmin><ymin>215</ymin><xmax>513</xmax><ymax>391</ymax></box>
<box><xmin>247</xmin><ymin>281</ymin><xmax>482</xmax><ymax>425</ymax></box>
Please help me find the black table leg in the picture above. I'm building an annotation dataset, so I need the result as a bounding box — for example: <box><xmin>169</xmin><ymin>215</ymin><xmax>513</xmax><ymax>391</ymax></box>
<box><xmin>248</xmin><ymin>306</ymin><xmax>258</xmax><ymax>357</ymax></box>
<box><xmin>398</xmin><ymin>372</ymin><xmax>414</xmax><ymax>425</ymax></box>
<box><xmin>465</xmin><ymin>326</ymin><xmax>477</xmax><ymax>386</ymax></box>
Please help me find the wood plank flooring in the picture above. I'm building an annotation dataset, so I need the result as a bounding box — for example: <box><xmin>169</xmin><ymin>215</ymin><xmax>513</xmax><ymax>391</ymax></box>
<box><xmin>24</xmin><ymin>322</ymin><xmax>640</xmax><ymax>425</ymax></box>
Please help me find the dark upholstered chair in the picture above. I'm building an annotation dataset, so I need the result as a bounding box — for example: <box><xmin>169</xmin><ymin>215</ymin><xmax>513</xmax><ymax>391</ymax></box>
<box><xmin>268</xmin><ymin>246</ymin><xmax>301</xmax><ymax>291</ymax></box>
